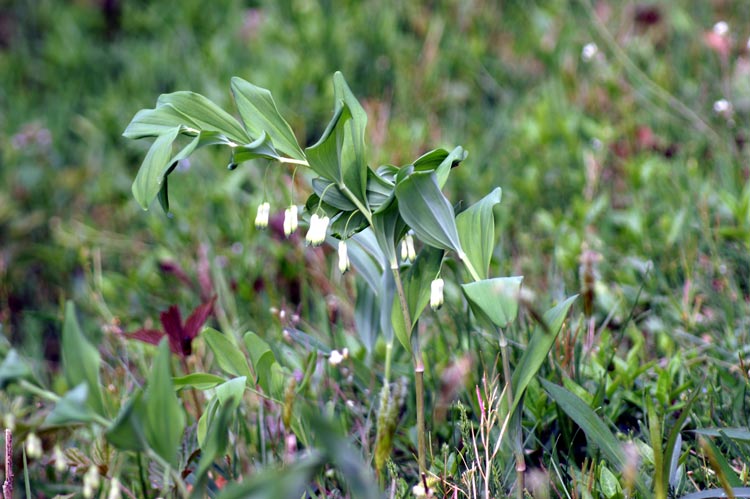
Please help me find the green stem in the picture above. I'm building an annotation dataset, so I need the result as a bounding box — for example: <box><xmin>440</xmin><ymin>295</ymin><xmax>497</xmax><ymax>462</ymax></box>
<box><xmin>384</xmin><ymin>341</ymin><xmax>393</xmax><ymax>383</ymax></box>
<box><xmin>458</xmin><ymin>252</ymin><xmax>482</xmax><ymax>282</ymax></box>
<box><xmin>499</xmin><ymin>330</ymin><xmax>524</xmax><ymax>499</ymax></box>
<box><xmin>414</xmin><ymin>359</ymin><xmax>427</xmax><ymax>475</ymax></box>
<box><xmin>339</xmin><ymin>184</ymin><xmax>373</xmax><ymax>226</ymax></box>
<box><xmin>277</xmin><ymin>157</ymin><xmax>310</xmax><ymax>167</ymax></box>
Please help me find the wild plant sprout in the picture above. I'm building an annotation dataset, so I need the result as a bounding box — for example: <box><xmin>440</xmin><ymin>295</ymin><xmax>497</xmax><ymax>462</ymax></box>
<box><xmin>121</xmin><ymin>72</ymin><xmax>576</xmax><ymax>495</ymax></box>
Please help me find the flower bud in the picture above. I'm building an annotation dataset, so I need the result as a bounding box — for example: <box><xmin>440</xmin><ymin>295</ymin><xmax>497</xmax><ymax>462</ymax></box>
<box><xmin>430</xmin><ymin>278</ymin><xmax>444</xmax><ymax>311</ymax></box>
<box><xmin>83</xmin><ymin>465</ymin><xmax>100</xmax><ymax>499</ymax></box>
<box><xmin>306</xmin><ymin>214</ymin><xmax>329</xmax><ymax>246</ymax></box>
<box><xmin>54</xmin><ymin>445</ymin><xmax>67</xmax><ymax>473</ymax></box>
<box><xmin>254</xmin><ymin>202</ymin><xmax>270</xmax><ymax>229</ymax></box>
<box><xmin>338</xmin><ymin>241</ymin><xmax>350</xmax><ymax>273</ymax></box>
<box><xmin>108</xmin><ymin>478</ymin><xmax>121</xmax><ymax>499</ymax></box>
<box><xmin>329</xmin><ymin>349</ymin><xmax>344</xmax><ymax>366</ymax></box>
<box><xmin>25</xmin><ymin>432</ymin><xmax>42</xmax><ymax>458</ymax></box>
<box><xmin>283</xmin><ymin>205</ymin><xmax>298</xmax><ymax>237</ymax></box>
<box><xmin>401</xmin><ymin>233</ymin><xmax>416</xmax><ymax>262</ymax></box>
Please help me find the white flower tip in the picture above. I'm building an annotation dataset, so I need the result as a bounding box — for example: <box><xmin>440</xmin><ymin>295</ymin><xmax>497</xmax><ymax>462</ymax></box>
<box><xmin>713</xmin><ymin>21</ymin><xmax>729</xmax><ymax>37</ymax></box>
<box><xmin>306</xmin><ymin>214</ymin><xmax>329</xmax><ymax>246</ymax></box>
<box><xmin>329</xmin><ymin>349</ymin><xmax>344</xmax><ymax>366</ymax></box>
<box><xmin>54</xmin><ymin>445</ymin><xmax>67</xmax><ymax>473</ymax></box>
<box><xmin>713</xmin><ymin>98</ymin><xmax>732</xmax><ymax>115</ymax></box>
<box><xmin>254</xmin><ymin>202</ymin><xmax>270</xmax><ymax>229</ymax></box>
<box><xmin>283</xmin><ymin>205</ymin><xmax>298</xmax><ymax>237</ymax></box>
<box><xmin>430</xmin><ymin>278</ymin><xmax>445</xmax><ymax>311</ymax></box>
<box><xmin>581</xmin><ymin>42</ymin><xmax>598</xmax><ymax>61</ymax></box>
<box><xmin>338</xmin><ymin>241</ymin><xmax>350</xmax><ymax>273</ymax></box>
<box><xmin>25</xmin><ymin>432</ymin><xmax>42</xmax><ymax>458</ymax></box>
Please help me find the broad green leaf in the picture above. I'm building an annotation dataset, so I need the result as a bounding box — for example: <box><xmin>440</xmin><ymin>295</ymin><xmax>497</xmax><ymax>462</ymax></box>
<box><xmin>599</xmin><ymin>464</ymin><xmax>622</xmax><ymax>499</ymax></box>
<box><xmin>395</xmin><ymin>171</ymin><xmax>463</xmax><ymax>254</ymax></box>
<box><xmin>144</xmin><ymin>339</ymin><xmax>185</xmax><ymax>468</ymax></box>
<box><xmin>204</xmin><ymin>328</ymin><xmax>251</xmax><ymax>379</ymax></box>
<box><xmin>197</xmin><ymin>397</ymin><xmax>218</xmax><ymax>448</ymax></box>
<box><xmin>333</xmin><ymin>72</ymin><xmax>368</xmax><ymax>202</ymax></box>
<box><xmin>215</xmin><ymin>376</ymin><xmax>246</xmax><ymax>410</ymax></box>
<box><xmin>123</xmin><ymin>105</ymin><xmax>195</xmax><ymax>139</ymax></box>
<box><xmin>230</xmin><ymin>77</ymin><xmax>305</xmax><ymax>160</ymax></box>
<box><xmin>306</xmin><ymin>104</ymin><xmax>348</xmax><ymax>183</ymax></box>
<box><xmin>106</xmin><ymin>391</ymin><xmax>147</xmax><ymax>452</ymax></box>
<box><xmin>312</xmin><ymin>178</ymin><xmax>357</xmax><ymax>211</ymax></box>
<box><xmin>372</xmin><ymin>201</ymin><xmax>405</xmax><ymax>268</ymax></box>
<box><xmin>328</xmin><ymin>210</ymin><xmax>368</xmax><ymax>239</ymax></box>
<box><xmin>243</xmin><ymin>331</ymin><xmax>277</xmax><ymax>393</ymax></box>
<box><xmin>43</xmin><ymin>384</ymin><xmax>94</xmax><ymax>426</ymax></box>
<box><xmin>366</xmin><ymin>169</ymin><xmax>395</xmax><ymax>212</ymax></box>
<box><xmin>157</xmin><ymin>91</ymin><xmax>249</xmax><ymax>144</ymax></box>
<box><xmin>173</xmin><ymin>373</ymin><xmax>226</xmax><ymax>391</ymax></box>
<box><xmin>700</xmin><ymin>437</ymin><xmax>742</xmax><ymax>488</ymax></box>
<box><xmin>414</xmin><ymin>146</ymin><xmax>467</xmax><ymax>188</ymax></box>
<box><xmin>215</xmin><ymin>452</ymin><xmax>325</xmax><ymax>499</ymax></box>
<box><xmin>380</xmin><ymin>270</ymin><xmax>398</xmax><ymax>348</ymax></box>
<box><xmin>676</xmin><ymin>488</ymin><xmax>750</xmax><ymax>499</ymax></box>
<box><xmin>456</xmin><ymin>187</ymin><xmax>502</xmax><ymax>279</ymax></box>
<box><xmin>510</xmin><ymin>295</ymin><xmax>577</xmax><ymax>418</ymax></box>
<box><xmin>346</xmin><ymin>235</ymin><xmax>384</xmax><ymax>293</ymax></box>
<box><xmin>354</xmin><ymin>281</ymin><xmax>379</xmax><ymax>353</ymax></box>
<box><xmin>462</xmin><ymin>276</ymin><xmax>522</xmax><ymax>328</ymax></box>
<box><xmin>61</xmin><ymin>301</ymin><xmax>105</xmax><ymax>415</ymax></box>
<box><xmin>132</xmin><ymin>127</ymin><xmax>180</xmax><ymax>210</ymax></box>
<box><xmin>391</xmin><ymin>246</ymin><xmax>444</xmax><ymax>351</ymax></box>
<box><xmin>0</xmin><ymin>349</ymin><xmax>32</xmax><ymax>388</ymax></box>
<box><xmin>232</xmin><ymin>131</ymin><xmax>281</xmax><ymax>163</ymax></box>
<box><xmin>541</xmin><ymin>379</ymin><xmax>626</xmax><ymax>468</ymax></box>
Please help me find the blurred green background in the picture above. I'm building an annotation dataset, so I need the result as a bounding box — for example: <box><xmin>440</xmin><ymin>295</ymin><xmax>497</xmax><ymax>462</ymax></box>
<box><xmin>2</xmin><ymin>0</ymin><xmax>748</xmax><ymax>354</ymax></box>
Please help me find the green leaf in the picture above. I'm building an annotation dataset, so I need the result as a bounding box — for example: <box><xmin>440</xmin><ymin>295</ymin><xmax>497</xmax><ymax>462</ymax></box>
<box><xmin>144</xmin><ymin>339</ymin><xmax>185</xmax><ymax>468</ymax></box>
<box><xmin>123</xmin><ymin>105</ymin><xmax>195</xmax><ymax>139</ymax></box>
<box><xmin>215</xmin><ymin>376</ymin><xmax>246</xmax><ymax>410</ymax></box>
<box><xmin>599</xmin><ymin>464</ymin><xmax>622</xmax><ymax>499</ymax></box>
<box><xmin>43</xmin><ymin>384</ymin><xmax>95</xmax><ymax>426</ymax></box>
<box><xmin>232</xmin><ymin>131</ymin><xmax>281</xmax><ymax>163</ymax></box>
<box><xmin>193</xmin><ymin>392</ymin><xmax>237</xmax><ymax>491</ymax></box>
<box><xmin>0</xmin><ymin>349</ymin><xmax>32</xmax><ymax>388</ymax></box>
<box><xmin>461</xmin><ymin>276</ymin><xmax>523</xmax><ymax>328</ymax></box>
<box><xmin>693</xmin><ymin>427</ymin><xmax>750</xmax><ymax>442</ymax></box>
<box><xmin>230</xmin><ymin>77</ymin><xmax>305</xmax><ymax>160</ymax></box>
<box><xmin>312</xmin><ymin>178</ymin><xmax>358</xmax><ymax>211</ymax></box>
<box><xmin>157</xmin><ymin>91</ymin><xmax>249</xmax><ymax>144</ymax></box>
<box><xmin>131</xmin><ymin>127</ymin><xmax>180</xmax><ymax>210</ymax></box>
<box><xmin>395</xmin><ymin>171</ymin><xmax>463</xmax><ymax>253</ymax></box>
<box><xmin>510</xmin><ymin>295</ymin><xmax>577</xmax><ymax>418</ymax></box>
<box><xmin>456</xmin><ymin>187</ymin><xmax>502</xmax><ymax>279</ymax></box>
<box><xmin>204</xmin><ymin>328</ymin><xmax>251</xmax><ymax>379</ymax></box>
<box><xmin>391</xmin><ymin>246</ymin><xmax>444</xmax><ymax>352</ymax></box>
<box><xmin>215</xmin><ymin>452</ymin><xmax>325</xmax><ymax>499</ymax></box>
<box><xmin>61</xmin><ymin>301</ymin><xmax>105</xmax><ymax>415</ymax></box>
<box><xmin>372</xmin><ymin>201</ymin><xmax>406</xmax><ymax>268</ymax></box>
<box><xmin>243</xmin><ymin>331</ymin><xmax>277</xmax><ymax>393</ymax></box>
<box><xmin>106</xmin><ymin>391</ymin><xmax>147</xmax><ymax>452</ymax></box>
<box><xmin>414</xmin><ymin>146</ymin><xmax>467</xmax><ymax>188</ymax></box>
<box><xmin>173</xmin><ymin>373</ymin><xmax>227</xmax><ymax>391</ymax></box>
<box><xmin>354</xmin><ymin>281</ymin><xmax>379</xmax><ymax>353</ymax></box>
<box><xmin>541</xmin><ymin>379</ymin><xmax>626</xmax><ymax>468</ymax></box>
<box><xmin>333</xmin><ymin>72</ymin><xmax>368</xmax><ymax>201</ymax></box>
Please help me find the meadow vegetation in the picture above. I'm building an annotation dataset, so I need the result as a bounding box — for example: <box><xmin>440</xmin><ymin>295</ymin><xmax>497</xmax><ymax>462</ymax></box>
<box><xmin>1</xmin><ymin>1</ymin><xmax>750</xmax><ymax>498</ymax></box>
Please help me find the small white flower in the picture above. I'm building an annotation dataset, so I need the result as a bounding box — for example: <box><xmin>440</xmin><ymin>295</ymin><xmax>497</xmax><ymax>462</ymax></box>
<box><xmin>401</xmin><ymin>233</ymin><xmax>416</xmax><ymax>262</ymax></box>
<box><xmin>83</xmin><ymin>465</ymin><xmax>100</xmax><ymax>498</ymax></box>
<box><xmin>25</xmin><ymin>432</ymin><xmax>42</xmax><ymax>458</ymax></box>
<box><xmin>254</xmin><ymin>202</ymin><xmax>270</xmax><ymax>229</ymax></box>
<box><xmin>283</xmin><ymin>205</ymin><xmax>298</xmax><ymax>237</ymax></box>
<box><xmin>54</xmin><ymin>445</ymin><xmax>67</xmax><ymax>473</ymax></box>
<box><xmin>713</xmin><ymin>21</ymin><xmax>729</xmax><ymax>37</ymax></box>
<box><xmin>108</xmin><ymin>478</ymin><xmax>121</xmax><ymax>499</ymax></box>
<box><xmin>329</xmin><ymin>349</ymin><xmax>344</xmax><ymax>366</ymax></box>
<box><xmin>306</xmin><ymin>214</ymin><xmax>329</xmax><ymax>246</ymax></box>
<box><xmin>713</xmin><ymin>98</ymin><xmax>733</xmax><ymax>116</ymax></box>
<box><xmin>581</xmin><ymin>42</ymin><xmax>598</xmax><ymax>62</ymax></box>
<box><xmin>430</xmin><ymin>278</ymin><xmax>444</xmax><ymax>311</ymax></box>
<box><xmin>338</xmin><ymin>241</ymin><xmax>350</xmax><ymax>273</ymax></box>
<box><xmin>412</xmin><ymin>483</ymin><xmax>433</xmax><ymax>497</ymax></box>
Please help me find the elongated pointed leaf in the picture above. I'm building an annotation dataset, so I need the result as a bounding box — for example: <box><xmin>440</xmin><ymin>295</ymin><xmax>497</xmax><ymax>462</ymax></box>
<box><xmin>173</xmin><ymin>373</ymin><xmax>226</xmax><ymax>391</ymax></box>
<box><xmin>414</xmin><ymin>146</ymin><xmax>467</xmax><ymax>188</ymax></box>
<box><xmin>232</xmin><ymin>131</ymin><xmax>281</xmax><ymax>163</ymax></box>
<box><xmin>372</xmin><ymin>201</ymin><xmax>405</xmax><ymax>268</ymax></box>
<box><xmin>132</xmin><ymin>127</ymin><xmax>180</xmax><ymax>210</ymax></box>
<box><xmin>0</xmin><ymin>350</ymin><xmax>32</xmax><ymax>388</ymax></box>
<box><xmin>61</xmin><ymin>301</ymin><xmax>105</xmax><ymax>415</ymax></box>
<box><xmin>306</xmin><ymin>104</ymin><xmax>350</xmax><ymax>182</ymax></box>
<box><xmin>204</xmin><ymin>328</ymin><xmax>251</xmax><ymax>379</ymax></box>
<box><xmin>541</xmin><ymin>378</ymin><xmax>626</xmax><ymax>467</ymax></box>
<box><xmin>243</xmin><ymin>331</ymin><xmax>278</xmax><ymax>393</ymax></box>
<box><xmin>456</xmin><ymin>187</ymin><xmax>502</xmax><ymax>279</ymax></box>
<box><xmin>510</xmin><ymin>295</ymin><xmax>577</xmax><ymax>418</ymax></box>
<box><xmin>333</xmin><ymin>72</ymin><xmax>368</xmax><ymax>201</ymax></box>
<box><xmin>106</xmin><ymin>390</ymin><xmax>147</xmax><ymax>452</ymax></box>
<box><xmin>144</xmin><ymin>339</ymin><xmax>185</xmax><ymax>468</ymax></box>
<box><xmin>230</xmin><ymin>77</ymin><xmax>305</xmax><ymax>160</ymax></box>
<box><xmin>395</xmin><ymin>171</ymin><xmax>463</xmax><ymax>253</ymax></box>
<box><xmin>123</xmin><ymin>105</ymin><xmax>195</xmax><ymax>139</ymax></box>
<box><xmin>157</xmin><ymin>92</ymin><xmax>249</xmax><ymax>144</ymax></box>
<box><xmin>354</xmin><ymin>281</ymin><xmax>379</xmax><ymax>353</ymax></box>
<box><xmin>461</xmin><ymin>276</ymin><xmax>522</xmax><ymax>328</ymax></box>
<box><xmin>313</xmin><ymin>178</ymin><xmax>358</xmax><ymax>211</ymax></box>
<box><xmin>44</xmin><ymin>384</ymin><xmax>95</xmax><ymax>426</ymax></box>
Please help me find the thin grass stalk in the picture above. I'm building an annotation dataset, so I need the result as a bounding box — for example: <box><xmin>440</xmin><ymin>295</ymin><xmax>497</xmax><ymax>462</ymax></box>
<box><xmin>3</xmin><ymin>429</ymin><xmax>12</xmax><ymax>499</ymax></box>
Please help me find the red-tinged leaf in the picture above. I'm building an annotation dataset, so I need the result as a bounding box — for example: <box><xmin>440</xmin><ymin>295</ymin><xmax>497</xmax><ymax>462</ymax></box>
<box><xmin>184</xmin><ymin>296</ymin><xmax>216</xmax><ymax>342</ymax></box>
<box><xmin>126</xmin><ymin>329</ymin><xmax>166</xmax><ymax>347</ymax></box>
<box><xmin>159</xmin><ymin>305</ymin><xmax>185</xmax><ymax>355</ymax></box>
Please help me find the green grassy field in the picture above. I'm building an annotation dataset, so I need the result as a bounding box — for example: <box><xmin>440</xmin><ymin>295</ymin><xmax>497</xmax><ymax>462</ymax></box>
<box><xmin>2</xmin><ymin>1</ymin><xmax>750</xmax><ymax>497</ymax></box>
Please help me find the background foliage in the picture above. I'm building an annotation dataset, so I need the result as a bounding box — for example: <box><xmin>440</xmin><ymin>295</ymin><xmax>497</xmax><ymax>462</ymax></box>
<box><xmin>2</xmin><ymin>0</ymin><xmax>750</xmax><ymax>497</ymax></box>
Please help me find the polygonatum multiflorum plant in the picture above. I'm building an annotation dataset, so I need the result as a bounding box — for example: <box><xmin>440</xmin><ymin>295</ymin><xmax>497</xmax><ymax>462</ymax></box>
<box><xmin>122</xmin><ymin>71</ymin><xmax>577</xmax><ymax>495</ymax></box>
